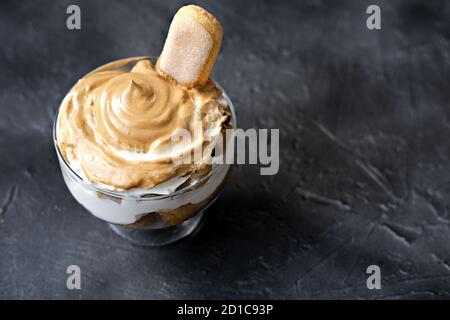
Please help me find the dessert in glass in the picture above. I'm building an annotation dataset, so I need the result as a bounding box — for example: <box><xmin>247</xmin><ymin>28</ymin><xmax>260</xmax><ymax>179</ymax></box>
<box><xmin>53</xmin><ymin>5</ymin><xmax>235</xmax><ymax>246</ymax></box>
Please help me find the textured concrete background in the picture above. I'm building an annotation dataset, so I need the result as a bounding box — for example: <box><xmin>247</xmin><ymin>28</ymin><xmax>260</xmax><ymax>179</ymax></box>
<box><xmin>1</xmin><ymin>0</ymin><xmax>450</xmax><ymax>299</ymax></box>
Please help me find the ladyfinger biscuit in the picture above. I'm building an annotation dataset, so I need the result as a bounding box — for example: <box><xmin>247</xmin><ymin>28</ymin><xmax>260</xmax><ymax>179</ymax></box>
<box><xmin>157</xmin><ymin>5</ymin><xmax>223</xmax><ymax>89</ymax></box>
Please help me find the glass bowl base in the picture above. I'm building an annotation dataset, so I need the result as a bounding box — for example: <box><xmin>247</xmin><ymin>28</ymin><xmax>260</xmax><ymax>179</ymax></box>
<box><xmin>108</xmin><ymin>212</ymin><xmax>205</xmax><ymax>247</ymax></box>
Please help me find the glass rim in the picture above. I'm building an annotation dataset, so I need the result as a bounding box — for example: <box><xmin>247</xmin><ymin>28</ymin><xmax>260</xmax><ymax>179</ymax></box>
<box><xmin>53</xmin><ymin>56</ymin><xmax>236</xmax><ymax>200</ymax></box>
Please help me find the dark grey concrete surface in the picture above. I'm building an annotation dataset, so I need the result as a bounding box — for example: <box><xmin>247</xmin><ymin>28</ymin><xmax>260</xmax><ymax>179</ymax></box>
<box><xmin>1</xmin><ymin>0</ymin><xmax>450</xmax><ymax>299</ymax></box>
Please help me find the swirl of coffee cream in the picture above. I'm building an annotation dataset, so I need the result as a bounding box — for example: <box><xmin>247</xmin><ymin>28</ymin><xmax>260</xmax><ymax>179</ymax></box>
<box><xmin>57</xmin><ymin>58</ymin><xmax>230</xmax><ymax>190</ymax></box>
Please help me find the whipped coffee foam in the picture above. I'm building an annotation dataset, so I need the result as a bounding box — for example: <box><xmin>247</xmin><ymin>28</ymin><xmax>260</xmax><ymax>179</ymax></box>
<box><xmin>56</xmin><ymin>57</ymin><xmax>230</xmax><ymax>190</ymax></box>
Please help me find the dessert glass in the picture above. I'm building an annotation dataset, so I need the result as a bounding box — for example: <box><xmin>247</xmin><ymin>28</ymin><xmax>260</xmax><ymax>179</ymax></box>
<box><xmin>53</xmin><ymin>57</ymin><xmax>236</xmax><ymax>246</ymax></box>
